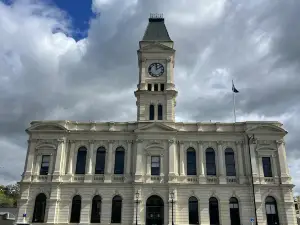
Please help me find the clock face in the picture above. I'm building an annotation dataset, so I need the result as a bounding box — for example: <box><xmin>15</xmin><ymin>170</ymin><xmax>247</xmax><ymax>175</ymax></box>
<box><xmin>148</xmin><ymin>63</ymin><xmax>164</xmax><ymax>77</ymax></box>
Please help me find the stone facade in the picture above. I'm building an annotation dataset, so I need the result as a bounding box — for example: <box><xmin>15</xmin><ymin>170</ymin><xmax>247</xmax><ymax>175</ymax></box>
<box><xmin>16</xmin><ymin>16</ymin><xmax>296</xmax><ymax>225</ymax></box>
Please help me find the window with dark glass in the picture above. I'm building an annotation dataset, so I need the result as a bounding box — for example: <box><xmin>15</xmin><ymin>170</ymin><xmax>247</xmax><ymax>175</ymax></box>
<box><xmin>154</xmin><ymin>84</ymin><xmax>158</xmax><ymax>91</ymax></box>
<box><xmin>151</xmin><ymin>156</ymin><xmax>160</xmax><ymax>175</ymax></box>
<box><xmin>114</xmin><ymin>147</ymin><xmax>125</xmax><ymax>174</ymax></box>
<box><xmin>40</xmin><ymin>155</ymin><xmax>50</xmax><ymax>175</ymax></box>
<box><xmin>209</xmin><ymin>197</ymin><xmax>220</xmax><ymax>225</ymax></box>
<box><xmin>161</xmin><ymin>84</ymin><xmax>164</xmax><ymax>91</ymax></box>
<box><xmin>111</xmin><ymin>195</ymin><xmax>122</xmax><ymax>223</ymax></box>
<box><xmin>229</xmin><ymin>197</ymin><xmax>241</xmax><ymax>225</ymax></box>
<box><xmin>91</xmin><ymin>195</ymin><xmax>102</xmax><ymax>223</ymax></box>
<box><xmin>296</xmin><ymin>204</ymin><xmax>299</xmax><ymax>211</ymax></box>
<box><xmin>187</xmin><ymin>148</ymin><xmax>197</xmax><ymax>175</ymax></box>
<box><xmin>206</xmin><ymin>148</ymin><xmax>216</xmax><ymax>176</ymax></box>
<box><xmin>75</xmin><ymin>147</ymin><xmax>87</xmax><ymax>174</ymax></box>
<box><xmin>265</xmin><ymin>196</ymin><xmax>279</xmax><ymax>225</ymax></box>
<box><xmin>225</xmin><ymin>149</ymin><xmax>236</xmax><ymax>176</ymax></box>
<box><xmin>148</xmin><ymin>83</ymin><xmax>152</xmax><ymax>91</ymax></box>
<box><xmin>158</xmin><ymin>105</ymin><xmax>163</xmax><ymax>120</ymax></box>
<box><xmin>149</xmin><ymin>104</ymin><xmax>155</xmax><ymax>120</ymax></box>
<box><xmin>189</xmin><ymin>196</ymin><xmax>199</xmax><ymax>224</ymax></box>
<box><xmin>262</xmin><ymin>157</ymin><xmax>273</xmax><ymax>177</ymax></box>
<box><xmin>32</xmin><ymin>193</ymin><xmax>47</xmax><ymax>223</ymax></box>
<box><xmin>70</xmin><ymin>195</ymin><xmax>81</xmax><ymax>223</ymax></box>
<box><xmin>95</xmin><ymin>147</ymin><xmax>106</xmax><ymax>174</ymax></box>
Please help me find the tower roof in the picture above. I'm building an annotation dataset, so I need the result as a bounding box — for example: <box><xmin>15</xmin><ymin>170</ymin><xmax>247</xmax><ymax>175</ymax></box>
<box><xmin>142</xmin><ymin>14</ymin><xmax>172</xmax><ymax>41</ymax></box>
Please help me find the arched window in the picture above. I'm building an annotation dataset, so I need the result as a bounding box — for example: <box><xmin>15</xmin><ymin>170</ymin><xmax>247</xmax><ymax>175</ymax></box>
<box><xmin>158</xmin><ymin>104</ymin><xmax>163</xmax><ymax>120</ymax></box>
<box><xmin>225</xmin><ymin>148</ymin><xmax>236</xmax><ymax>176</ymax></box>
<box><xmin>265</xmin><ymin>196</ymin><xmax>279</xmax><ymax>225</ymax></box>
<box><xmin>114</xmin><ymin>147</ymin><xmax>125</xmax><ymax>174</ymax></box>
<box><xmin>91</xmin><ymin>195</ymin><xmax>102</xmax><ymax>223</ymax></box>
<box><xmin>75</xmin><ymin>147</ymin><xmax>87</xmax><ymax>174</ymax></box>
<box><xmin>189</xmin><ymin>196</ymin><xmax>199</xmax><ymax>224</ymax></box>
<box><xmin>187</xmin><ymin>148</ymin><xmax>197</xmax><ymax>175</ymax></box>
<box><xmin>229</xmin><ymin>197</ymin><xmax>241</xmax><ymax>225</ymax></box>
<box><xmin>111</xmin><ymin>195</ymin><xmax>122</xmax><ymax>223</ymax></box>
<box><xmin>209</xmin><ymin>197</ymin><xmax>219</xmax><ymax>225</ymax></box>
<box><xmin>70</xmin><ymin>195</ymin><xmax>81</xmax><ymax>223</ymax></box>
<box><xmin>95</xmin><ymin>147</ymin><xmax>106</xmax><ymax>174</ymax></box>
<box><xmin>32</xmin><ymin>193</ymin><xmax>47</xmax><ymax>223</ymax></box>
<box><xmin>149</xmin><ymin>104</ymin><xmax>155</xmax><ymax>120</ymax></box>
<box><xmin>206</xmin><ymin>148</ymin><xmax>216</xmax><ymax>176</ymax></box>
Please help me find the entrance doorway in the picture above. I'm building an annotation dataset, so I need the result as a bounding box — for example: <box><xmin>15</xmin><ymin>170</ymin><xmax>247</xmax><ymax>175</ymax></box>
<box><xmin>146</xmin><ymin>195</ymin><xmax>164</xmax><ymax>225</ymax></box>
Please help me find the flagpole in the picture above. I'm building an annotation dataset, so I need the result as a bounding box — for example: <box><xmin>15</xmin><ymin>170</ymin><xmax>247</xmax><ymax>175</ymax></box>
<box><xmin>232</xmin><ymin>79</ymin><xmax>236</xmax><ymax>123</ymax></box>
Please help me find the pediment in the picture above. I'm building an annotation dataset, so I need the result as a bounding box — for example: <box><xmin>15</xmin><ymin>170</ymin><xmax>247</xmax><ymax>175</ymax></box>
<box><xmin>135</xmin><ymin>122</ymin><xmax>177</xmax><ymax>132</ymax></box>
<box><xmin>139</xmin><ymin>42</ymin><xmax>174</xmax><ymax>52</ymax></box>
<box><xmin>27</xmin><ymin>123</ymin><xmax>68</xmax><ymax>132</ymax></box>
<box><xmin>246</xmin><ymin>124</ymin><xmax>287</xmax><ymax>135</ymax></box>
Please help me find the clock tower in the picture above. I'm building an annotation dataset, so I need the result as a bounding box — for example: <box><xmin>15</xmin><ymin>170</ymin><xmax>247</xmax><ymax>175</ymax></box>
<box><xmin>135</xmin><ymin>14</ymin><xmax>177</xmax><ymax>122</ymax></box>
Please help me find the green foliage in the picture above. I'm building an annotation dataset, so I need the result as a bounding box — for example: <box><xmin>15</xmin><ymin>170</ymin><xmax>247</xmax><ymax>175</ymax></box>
<box><xmin>0</xmin><ymin>183</ymin><xmax>20</xmax><ymax>207</ymax></box>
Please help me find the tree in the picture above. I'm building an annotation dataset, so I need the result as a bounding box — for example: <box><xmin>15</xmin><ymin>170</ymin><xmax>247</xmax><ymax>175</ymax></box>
<box><xmin>0</xmin><ymin>183</ymin><xmax>20</xmax><ymax>207</ymax></box>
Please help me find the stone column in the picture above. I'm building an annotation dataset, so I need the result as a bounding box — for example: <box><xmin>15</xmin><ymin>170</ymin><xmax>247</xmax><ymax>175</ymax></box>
<box><xmin>125</xmin><ymin>140</ymin><xmax>133</xmax><ymax>176</ymax></box>
<box><xmin>160</xmin><ymin>154</ymin><xmax>164</xmax><ymax>176</ymax></box>
<box><xmin>80</xmin><ymin>199</ymin><xmax>91</xmax><ymax>223</ymax></box>
<box><xmin>257</xmin><ymin>157</ymin><xmax>264</xmax><ymax>181</ymax></box>
<box><xmin>47</xmin><ymin>154</ymin><xmax>54</xmax><ymax>181</ymax></box>
<box><xmin>23</xmin><ymin>139</ymin><xmax>37</xmax><ymax>181</ymax></box>
<box><xmin>198</xmin><ymin>141</ymin><xmax>204</xmax><ymax>175</ymax></box>
<box><xmin>53</xmin><ymin>139</ymin><xmax>66</xmax><ymax>182</ymax></box>
<box><xmin>179</xmin><ymin>141</ymin><xmax>185</xmax><ymax>176</ymax></box>
<box><xmin>34</xmin><ymin>154</ymin><xmax>42</xmax><ymax>175</ymax></box>
<box><xmin>168</xmin><ymin>138</ymin><xmax>177</xmax><ymax>178</ymax></box>
<box><xmin>146</xmin><ymin>155</ymin><xmax>151</xmax><ymax>176</ymax></box>
<box><xmin>249</xmin><ymin>137</ymin><xmax>259</xmax><ymax>182</ymax></box>
<box><xmin>218</xmin><ymin>141</ymin><xmax>226</xmax><ymax>184</ymax></box>
<box><xmin>271</xmin><ymin>154</ymin><xmax>278</xmax><ymax>178</ymax></box>
<box><xmin>276</xmin><ymin>140</ymin><xmax>290</xmax><ymax>178</ymax></box>
<box><xmin>236</xmin><ymin>141</ymin><xmax>245</xmax><ymax>184</ymax></box>
<box><xmin>85</xmin><ymin>140</ymin><xmax>94</xmax><ymax>182</ymax></box>
<box><xmin>104</xmin><ymin>140</ymin><xmax>114</xmax><ymax>182</ymax></box>
<box><xmin>135</xmin><ymin>139</ymin><xmax>144</xmax><ymax>182</ymax></box>
<box><xmin>67</xmin><ymin>141</ymin><xmax>76</xmax><ymax>175</ymax></box>
<box><xmin>47</xmin><ymin>186</ymin><xmax>60</xmax><ymax>223</ymax></box>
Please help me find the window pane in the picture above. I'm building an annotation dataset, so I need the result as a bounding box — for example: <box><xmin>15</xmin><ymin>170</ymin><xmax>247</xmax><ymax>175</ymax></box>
<box><xmin>75</xmin><ymin>148</ymin><xmax>87</xmax><ymax>174</ymax></box>
<box><xmin>151</xmin><ymin>156</ymin><xmax>160</xmax><ymax>175</ymax></box>
<box><xmin>149</xmin><ymin>105</ymin><xmax>155</xmax><ymax>120</ymax></box>
<box><xmin>187</xmin><ymin>150</ymin><xmax>196</xmax><ymax>175</ymax></box>
<box><xmin>95</xmin><ymin>149</ymin><xmax>106</xmax><ymax>174</ymax></box>
<box><xmin>262</xmin><ymin>157</ymin><xmax>273</xmax><ymax>177</ymax></box>
<box><xmin>111</xmin><ymin>197</ymin><xmax>122</xmax><ymax>223</ymax></box>
<box><xmin>40</xmin><ymin>155</ymin><xmax>50</xmax><ymax>175</ymax></box>
<box><xmin>158</xmin><ymin>105</ymin><xmax>163</xmax><ymax>120</ymax></box>
<box><xmin>114</xmin><ymin>149</ymin><xmax>125</xmax><ymax>174</ymax></box>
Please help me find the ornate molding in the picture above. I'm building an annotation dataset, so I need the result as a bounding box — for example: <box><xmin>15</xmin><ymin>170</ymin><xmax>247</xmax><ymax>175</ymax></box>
<box><xmin>57</xmin><ymin>138</ymin><xmax>65</xmax><ymax>143</ymax></box>
<box><xmin>217</xmin><ymin>141</ymin><xmax>223</xmax><ymax>146</ymax></box>
<box><xmin>250</xmin><ymin>137</ymin><xmax>258</xmax><ymax>144</ymax></box>
<box><xmin>168</xmin><ymin>138</ymin><xmax>175</xmax><ymax>144</ymax></box>
<box><xmin>177</xmin><ymin>140</ymin><xmax>184</xmax><ymax>145</ymax></box>
<box><xmin>108</xmin><ymin>140</ymin><xmax>115</xmax><ymax>144</ymax></box>
<box><xmin>197</xmin><ymin>141</ymin><xmax>203</xmax><ymax>145</ymax></box>
<box><xmin>136</xmin><ymin>139</ymin><xmax>143</xmax><ymax>143</ymax></box>
<box><xmin>89</xmin><ymin>140</ymin><xmax>95</xmax><ymax>144</ymax></box>
<box><xmin>69</xmin><ymin>140</ymin><xmax>76</xmax><ymax>144</ymax></box>
<box><xmin>235</xmin><ymin>140</ymin><xmax>244</xmax><ymax>145</ymax></box>
<box><xmin>276</xmin><ymin>139</ymin><xmax>284</xmax><ymax>145</ymax></box>
<box><xmin>127</xmin><ymin>140</ymin><xmax>133</xmax><ymax>144</ymax></box>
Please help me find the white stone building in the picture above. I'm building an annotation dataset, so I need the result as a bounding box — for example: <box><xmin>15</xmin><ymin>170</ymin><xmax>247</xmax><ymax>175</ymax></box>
<box><xmin>16</xmin><ymin>15</ymin><xmax>296</xmax><ymax>225</ymax></box>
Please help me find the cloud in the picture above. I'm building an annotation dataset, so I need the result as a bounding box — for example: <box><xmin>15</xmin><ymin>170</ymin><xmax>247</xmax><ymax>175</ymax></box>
<box><xmin>1</xmin><ymin>0</ymin><xmax>300</xmax><ymax>195</ymax></box>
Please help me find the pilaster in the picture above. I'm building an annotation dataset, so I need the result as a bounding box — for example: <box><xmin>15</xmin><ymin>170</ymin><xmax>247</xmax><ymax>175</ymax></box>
<box><xmin>53</xmin><ymin>138</ymin><xmax>66</xmax><ymax>182</ymax></box>
<box><xmin>236</xmin><ymin>141</ymin><xmax>246</xmax><ymax>184</ymax></box>
<box><xmin>198</xmin><ymin>141</ymin><xmax>205</xmax><ymax>183</ymax></box>
<box><xmin>23</xmin><ymin>139</ymin><xmax>38</xmax><ymax>181</ymax></box>
<box><xmin>135</xmin><ymin>139</ymin><xmax>144</xmax><ymax>182</ymax></box>
<box><xmin>276</xmin><ymin>140</ymin><xmax>291</xmax><ymax>183</ymax></box>
<box><xmin>249</xmin><ymin>137</ymin><xmax>259</xmax><ymax>183</ymax></box>
<box><xmin>168</xmin><ymin>138</ymin><xmax>177</xmax><ymax>181</ymax></box>
<box><xmin>217</xmin><ymin>141</ymin><xmax>226</xmax><ymax>184</ymax></box>
<box><xmin>104</xmin><ymin>140</ymin><xmax>114</xmax><ymax>182</ymax></box>
<box><xmin>178</xmin><ymin>141</ymin><xmax>185</xmax><ymax>176</ymax></box>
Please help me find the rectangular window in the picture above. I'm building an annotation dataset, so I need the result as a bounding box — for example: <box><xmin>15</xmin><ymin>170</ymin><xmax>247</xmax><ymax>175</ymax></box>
<box><xmin>40</xmin><ymin>155</ymin><xmax>50</xmax><ymax>175</ymax></box>
<box><xmin>154</xmin><ymin>84</ymin><xmax>158</xmax><ymax>91</ymax></box>
<box><xmin>148</xmin><ymin>83</ymin><xmax>152</xmax><ymax>91</ymax></box>
<box><xmin>95</xmin><ymin>151</ymin><xmax>106</xmax><ymax>174</ymax></box>
<box><xmin>262</xmin><ymin>157</ymin><xmax>273</xmax><ymax>177</ymax></box>
<box><xmin>295</xmin><ymin>204</ymin><xmax>299</xmax><ymax>211</ymax></box>
<box><xmin>114</xmin><ymin>151</ymin><xmax>125</xmax><ymax>174</ymax></box>
<box><xmin>160</xmin><ymin>84</ymin><xmax>164</xmax><ymax>91</ymax></box>
<box><xmin>151</xmin><ymin>156</ymin><xmax>160</xmax><ymax>175</ymax></box>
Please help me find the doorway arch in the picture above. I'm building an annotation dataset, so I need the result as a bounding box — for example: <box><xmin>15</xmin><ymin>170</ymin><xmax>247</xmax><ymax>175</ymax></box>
<box><xmin>146</xmin><ymin>195</ymin><xmax>164</xmax><ymax>225</ymax></box>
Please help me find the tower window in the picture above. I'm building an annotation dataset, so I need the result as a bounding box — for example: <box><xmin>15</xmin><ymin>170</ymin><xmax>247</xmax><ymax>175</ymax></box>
<box><xmin>160</xmin><ymin>84</ymin><xmax>164</xmax><ymax>91</ymax></box>
<box><xmin>154</xmin><ymin>84</ymin><xmax>158</xmax><ymax>91</ymax></box>
<box><xmin>148</xmin><ymin>84</ymin><xmax>152</xmax><ymax>91</ymax></box>
<box><xmin>158</xmin><ymin>104</ymin><xmax>163</xmax><ymax>120</ymax></box>
<box><xmin>149</xmin><ymin>104</ymin><xmax>155</xmax><ymax>120</ymax></box>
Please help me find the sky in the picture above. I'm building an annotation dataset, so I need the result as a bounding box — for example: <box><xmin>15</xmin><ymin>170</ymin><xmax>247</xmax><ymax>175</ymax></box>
<box><xmin>0</xmin><ymin>0</ymin><xmax>300</xmax><ymax>193</ymax></box>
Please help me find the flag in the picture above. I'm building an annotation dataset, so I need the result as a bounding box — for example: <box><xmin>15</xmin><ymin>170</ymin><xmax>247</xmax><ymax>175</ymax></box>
<box><xmin>232</xmin><ymin>80</ymin><xmax>239</xmax><ymax>93</ymax></box>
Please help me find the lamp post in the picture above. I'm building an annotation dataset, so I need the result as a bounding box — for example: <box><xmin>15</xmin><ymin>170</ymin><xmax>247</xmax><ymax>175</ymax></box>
<box><xmin>135</xmin><ymin>191</ymin><xmax>140</xmax><ymax>225</ymax></box>
<box><xmin>170</xmin><ymin>191</ymin><xmax>174</xmax><ymax>225</ymax></box>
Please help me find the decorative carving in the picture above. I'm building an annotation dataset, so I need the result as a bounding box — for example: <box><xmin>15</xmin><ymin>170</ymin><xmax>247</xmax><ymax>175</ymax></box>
<box><xmin>235</xmin><ymin>140</ymin><xmax>243</xmax><ymax>145</ymax></box>
<box><xmin>168</xmin><ymin>139</ymin><xmax>175</xmax><ymax>144</ymax></box>
<box><xmin>232</xmin><ymin>189</ymin><xmax>236</xmax><ymax>197</ymax></box>
<box><xmin>276</xmin><ymin>140</ymin><xmax>284</xmax><ymax>145</ymax></box>
<box><xmin>69</xmin><ymin>140</ymin><xmax>76</xmax><ymax>144</ymax></box>
<box><xmin>191</xmin><ymin>190</ymin><xmax>195</xmax><ymax>195</ymax></box>
<box><xmin>57</xmin><ymin>139</ymin><xmax>65</xmax><ymax>143</ymax></box>
<box><xmin>136</xmin><ymin>139</ymin><xmax>143</xmax><ymax>143</ymax></box>
<box><xmin>177</xmin><ymin>140</ymin><xmax>184</xmax><ymax>145</ymax></box>
<box><xmin>217</xmin><ymin>141</ymin><xmax>223</xmax><ymax>146</ymax></box>
<box><xmin>211</xmin><ymin>190</ymin><xmax>216</xmax><ymax>196</ymax></box>
<box><xmin>108</xmin><ymin>140</ymin><xmax>115</xmax><ymax>144</ymax></box>
<box><xmin>167</xmin><ymin>57</ymin><xmax>172</xmax><ymax>63</ymax></box>
<box><xmin>268</xmin><ymin>188</ymin><xmax>272</xmax><ymax>194</ymax></box>
<box><xmin>250</xmin><ymin>137</ymin><xmax>258</xmax><ymax>144</ymax></box>
<box><xmin>114</xmin><ymin>190</ymin><xmax>119</xmax><ymax>195</ymax></box>
<box><xmin>197</xmin><ymin>141</ymin><xmax>203</xmax><ymax>145</ymax></box>
<box><xmin>127</xmin><ymin>140</ymin><xmax>133</xmax><ymax>144</ymax></box>
<box><xmin>89</xmin><ymin>140</ymin><xmax>95</xmax><ymax>144</ymax></box>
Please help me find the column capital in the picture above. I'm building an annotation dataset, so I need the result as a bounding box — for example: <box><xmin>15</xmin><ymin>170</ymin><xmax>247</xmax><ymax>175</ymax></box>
<box><xmin>276</xmin><ymin>139</ymin><xmax>285</xmax><ymax>145</ymax></box>
<box><xmin>108</xmin><ymin>140</ymin><xmax>115</xmax><ymax>144</ymax></box>
<box><xmin>89</xmin><ymin>140</ymin><xmax>95</xmax><ymax>144</ymax></box>
<box><xmin>177</xmin><ymin>140</ymin><xmax>184</xmax><ymax>145</ymax></box>
<box><xmin>69</xmin><ymin>140</ymin><xmax>76</xmax><ymax>144</ymax></box>
<box><xmin>217</xmin><ymin>141</ymin><xmax>223</xmax><ymax>146</ymax></box>
<box><xmin>136</xmin><ymin>139</ymin><xmax>143</xmax><ymax>143</ymax></box>
<box><xmin>57</xmin><ymin>138</ymin><xmax>65</xmax><ymax>143</ymax></box>
<box><xmin>235</xmin><ymin>140</ymin><xmax>244</xmax><ymax>145</ymax></box>
<box><xmin>168</xmin><ymin>139</ymin><xmax>175</xmax><ymax>144</ymax></box>
<box><xmin>250</xmin><ymin>137</ymin><xmax>258</xmax><ymax>144</ymax></box>
<box><xmin>127</xmin><ymin>140</ymin><xmax>133</xmax><ymax>144</ymax></box>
